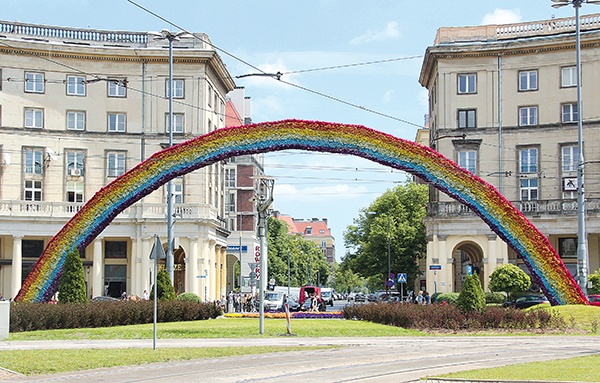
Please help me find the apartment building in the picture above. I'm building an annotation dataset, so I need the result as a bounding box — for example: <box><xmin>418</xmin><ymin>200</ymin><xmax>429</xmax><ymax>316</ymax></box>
<box><xmin>0</xmin><ymin>20</ymin><xmax>235</xmax><ymax>301</ymax></box>
<box><xmin>273</xmin><ymin>212</ymin><xmax>336</xmax><ymax>264</ymax></box>
<box><xmin>418</xmin><ymin>14</ymin><xmax>600</xmax><ymax>294</ymax></box>
<box><xmin>224</xmin><ymin>87</ymin><xmax>265</xmax><ymax>293</ymax></box>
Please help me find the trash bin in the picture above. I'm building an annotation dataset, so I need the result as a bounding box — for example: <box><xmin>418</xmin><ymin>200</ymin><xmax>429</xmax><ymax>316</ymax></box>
<box><xmin>0</xmin><ymin>300</ymin><xmax>9</xmax><ymax>340</ymax></box>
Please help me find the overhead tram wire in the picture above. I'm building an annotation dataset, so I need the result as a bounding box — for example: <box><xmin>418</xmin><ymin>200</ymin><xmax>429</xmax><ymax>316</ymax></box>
<box><xmin>125</xmin><ymin>0</ymin><xmax>424</xmax><ymax>130</ymax></box>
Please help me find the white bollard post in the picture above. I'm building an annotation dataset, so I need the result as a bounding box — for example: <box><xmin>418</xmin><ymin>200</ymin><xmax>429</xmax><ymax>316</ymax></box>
<box><xmin>0</xmin><ymin>300</ymin><xmax>10</xmax><ymax>340</ymax></box>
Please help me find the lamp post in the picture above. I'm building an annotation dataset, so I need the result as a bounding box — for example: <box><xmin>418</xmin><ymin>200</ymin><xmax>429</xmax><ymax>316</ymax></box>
<box><xmin>551</xmin><ymin>1</ymin><xmax>600</xmax><ymax>295</ymax></box>
<box><xmin>152</xmin><ymin>29</ymin><xmax>189</xmax><ymax>285</ymax></box>
<box><xmin>368</xmin><ymin>212</ymin><xmax>392</xmax><ymax>295</ymax></box>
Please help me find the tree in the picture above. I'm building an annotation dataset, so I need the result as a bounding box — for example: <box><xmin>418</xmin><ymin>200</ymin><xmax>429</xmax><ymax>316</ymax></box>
<box><xmin>150</xmin><ymin>268</ymin><xmax>176</xmax><ymax>300</ymax></box>
<box><xmin>267</xmin><ymin>216</ymin><xmax>329</xmax><ymax>287</ymax></box>
<box><xmin>342</xmin><ymin>182</ymin><xmax>428</xmax><ymax>290</ymax></box>
<box><xmin>57</xmin><ymin>249</ymin><xmax>88</xmax><ymax>303</ymax></box>
<box><xmin>457</xmin><ymin>274</ymin><xmax>485</xmax><ymax>312</ymax></box>
<box><xmin>589</xmin><ymin>269</ymin><xmax>600</xmax><ymax>295</ymax></box>
<box><xmin>489</xmin><ymin>264</ymin><xmax>531</xmax><ymax>301</ymax></box>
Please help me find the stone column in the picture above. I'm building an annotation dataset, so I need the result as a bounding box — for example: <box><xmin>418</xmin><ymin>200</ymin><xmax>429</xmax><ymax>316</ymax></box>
<box><xmin>10</xmin><ymin>236</ymin><xmax>23</xmax><ymax>300</ymax></box>
<box><xmin>485</xmin><ymin>234</ymin><xmax>498</xmax><ymax>292</ymax></box>
<box><xmin>92</xmin><ymin>238</ymin><xmax>104</xmax><ymax>298</ymax></box>
<box><xmin>141</xmin><ymin>236</ymin><xmax>151</xmax><ymax>295</ymax></box>
<box><xmin>188</xmin><ymin>237</ymin><xmax>199</xmax><ymax>294</ymax></box>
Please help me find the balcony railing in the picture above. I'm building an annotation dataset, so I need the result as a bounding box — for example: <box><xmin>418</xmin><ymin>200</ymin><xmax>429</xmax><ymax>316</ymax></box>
<box><xmin>427</xmin><ymin>198</ymin><xmax>600</xmax><ymax>218</ymax></box>
<box><xmin>0</xmin><ymin>201</ymin><xmax>224</xmax><ymax>228</ymax></box>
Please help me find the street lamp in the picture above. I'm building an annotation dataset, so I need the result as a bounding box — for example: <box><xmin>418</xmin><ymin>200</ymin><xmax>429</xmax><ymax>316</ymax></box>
<box><xmin>152</xmin><ymin>29</ymin><xmax>190</xmax><ymax>285</ymax></box>
<box><xmin>550</xmin><ymin>0</ymin><xmax>600</xmax><ymax>295</ymax></box>
<box><xmin>368</xmin><ymin>212</ymin><xmax>392</xmax><ymax>295</ymax></box>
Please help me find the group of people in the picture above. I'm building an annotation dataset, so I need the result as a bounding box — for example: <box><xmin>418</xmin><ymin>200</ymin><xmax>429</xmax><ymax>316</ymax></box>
<box><xmin>119</xmin><ymin>289</ymin><xmax>149</xmax><ymax>301</ymax></box>
<box><xmin>222</xmin><ymin>291</ymin><xmax>259</xmax><ymax>313</ymax></box>
<box><xmin>415</xmin><ymin>290</ymin><xmax>431</xmax><ymax>305</ymax></box>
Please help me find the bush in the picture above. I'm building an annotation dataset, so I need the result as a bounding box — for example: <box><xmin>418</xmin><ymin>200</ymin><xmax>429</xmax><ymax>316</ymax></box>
<box><xmin>342</xmin><ymin>302</ymin><xmax>563</xmax><ymax>331</ymax></box>
<box><xmin>457</xmin><ymin>275</ymin><xmax>485</xmax><ymax>312</ymax></box>
<box><xmin>485</xmin><ymin>292</ymin><xmax>506</xmax><ymax>304</ymax></box>
<box><xmin>436</xmin><ymin>292</ymin><xmax>459</xmax><ymax>305</ymax></box>
<box><xmin>9</xmin><ymin>300</ymin><xmax>222</xmax><ymax>332</ymax></box>
<box><xmin>150</xmin><ymin>269</ymin><xmax>176</xmax><ymax>300</ymax></box>
<box><xmin>57</xmin><ymin>249</ymin><xmax>87</xmax><ymax>303</ymax></box>
<box><xmin>489</xmin><ymin>264</ymin><xmax>530</xmax><ymax>301</ymax></box>
<box><xmin>176</xmin><ymin>292</ymin><xmax>202</xmax><ymax>303</ymax></box>
<box><xmin>589</xmin><ymin>269</ymin><xmax>600</xmax><ymax>295</ymax></box>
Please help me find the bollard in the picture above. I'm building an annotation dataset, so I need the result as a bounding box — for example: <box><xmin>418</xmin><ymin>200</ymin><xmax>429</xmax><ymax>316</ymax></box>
<box><xmin>0</xmin><ymin>300</ymin><xmax>9</xmax><ymax>340</ymax></box>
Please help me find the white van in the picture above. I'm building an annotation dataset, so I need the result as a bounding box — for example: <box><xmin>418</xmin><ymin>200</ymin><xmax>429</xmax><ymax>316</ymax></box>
<box><xmin>264</xmin><ymin>291</ymin><xmax>285</xmax><ymax>311</ymax></box>
<box><xmin>320</xmin><ymin>288</ymin><xmax>334</xmax><ymax>306</ymax></box>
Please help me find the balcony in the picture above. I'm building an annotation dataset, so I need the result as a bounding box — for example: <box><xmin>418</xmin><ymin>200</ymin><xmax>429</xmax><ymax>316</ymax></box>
<box><xmin>427</xmin><ymin>198</ymin><xmax>600</xmax><ymax>218</ymax></box>
<box><xmin>0</xmin><ymin>200</ymin><xmax>226</xmax><ymax>229</ymax></box>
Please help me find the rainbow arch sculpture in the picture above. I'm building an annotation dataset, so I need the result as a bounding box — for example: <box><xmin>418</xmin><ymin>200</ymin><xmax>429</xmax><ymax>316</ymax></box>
<box><xmin>15</xmin><ymin>120</ymin><xmax>587</xmax><ymax>305</ymax></box>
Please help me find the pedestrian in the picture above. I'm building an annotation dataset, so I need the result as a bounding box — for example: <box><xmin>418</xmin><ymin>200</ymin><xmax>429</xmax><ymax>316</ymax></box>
<box><xmin>416</xmin><ymin>290</ymin><xmax>424</xmax><ymax>305</ymax></box>
<box><xmin>142</xmin><ymin>290</ymin><xmax>149</xmax><ymax>300</ymax></box>
<box><xmin>424</xmin><ymin>291</ymin><xmax>431</xmax><ymax>305</ymax></box>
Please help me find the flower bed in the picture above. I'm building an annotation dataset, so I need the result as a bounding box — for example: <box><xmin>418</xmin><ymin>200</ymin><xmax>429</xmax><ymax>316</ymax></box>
<box><xmin>224</xmin><ymin>311</ymin><xmax>343</xmax><ymax>319</ymax></box>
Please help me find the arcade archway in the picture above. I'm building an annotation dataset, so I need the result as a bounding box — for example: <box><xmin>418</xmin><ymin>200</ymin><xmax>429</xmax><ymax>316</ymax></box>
<box><xmin>15</xmin><ymin>120</ymin><xmax>586</xmax><ymax>305</ymax></box>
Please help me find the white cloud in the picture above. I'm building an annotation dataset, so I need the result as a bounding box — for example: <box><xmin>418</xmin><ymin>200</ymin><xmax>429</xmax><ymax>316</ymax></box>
<box><xmin>382</xmin><ymin>89</ymin><xmax>395</xmax><ymax>103</ymax></box>
<box><xmin>350</xmin><ymin>21</ymin><xmax>401</xmax><ymax>45</ymax></box>
<box><xmin>273</xmin><ymin>183</ymin><xmax>369</xmax><ymax>202</ymax></box>
<box><xmin>481</xmin><ymin>9</ymin><xmax>522</xmax><ymax>25</ymax></box>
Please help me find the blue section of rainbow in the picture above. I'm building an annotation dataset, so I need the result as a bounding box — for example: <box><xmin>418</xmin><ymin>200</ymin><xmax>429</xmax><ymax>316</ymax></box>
<box><xmin>15</xmin><ymin>120</ymin><xmax>587</xmax><ymax>304</ymax></box>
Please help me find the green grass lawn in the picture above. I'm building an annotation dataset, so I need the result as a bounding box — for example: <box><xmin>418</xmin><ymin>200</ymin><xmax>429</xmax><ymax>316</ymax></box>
<box><xmin>436</xmin><ymin>354</ymin><xmax>600</xmax><ymax>382</ymax></box>
<box><xmin>7</xmin><ymin>318</ymin><xmax>423</xmax><ymax>340</ymax></box>
<box><xmin>0</xmin><ymin>346</ymin><xmax>336</xmax><ymax>376</ymax></box>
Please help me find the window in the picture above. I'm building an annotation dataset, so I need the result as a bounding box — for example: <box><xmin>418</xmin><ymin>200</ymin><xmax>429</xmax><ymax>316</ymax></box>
<box><xmin>457</xmin><ymin>109</ymin><xmax>476</xmax><ymax>128</ymax></box>
<box><xmin>25</xmin><ymin>72</ymin><xmax>44</xmax><ymax>93</ymax></box>
<box><xmin>166</xmin><ymin>79</ymin><xmax>184</xmax><ymax>98</ymax></box>
<box><xmin>558</xmin><ymin>238</ymin><xmax>577</xmax><ymax>258</ymax></box>
<box><xmin>108</xmin><ymin>79</ymin><xmax>127</xmax><ymax>97</ymax></box>
<box><xmin>520</xmin><ymin>178</ymin><xmax>538</xmax><ymax>201</ymax></box>
<box><xmin>165</xmin><ymin>113</ymin><xmax>184</xmax><ymax>133</ymax></box>
<box><xmin>457</xmin><ymin>73</ymin><xmax>476</xmax><ymax>94</ymax></box>
<box><xmin>519</xmin><ymin>106</ymin><xmax>538</xmax><ymax>126</ymax></box>
<box><xmin>561</xmin><ymin>66</ymin><xmax>577</xmax><ymax>87</ymax></box>
<box><xmin>66</xmin><ymin>151</ymin><xmax>85</xmax><ymax>176</ymax></box>
<box><xmin>519</xmin><ymin>148</ymin><xmax>538</xmax><ymax>173</ymax></box>
<box><xmin>458</xmin><ymin>150</ymin><xmax>477</xmax><ymax>173</ymax></box>
<box><xmin>226</xmin><ymin>192</ymin><xmax>236</xmax><ymax>212</ymax></box>
<box><xmin>207</xmin><ymin>86</ymin><xmax>213</xmax><ymax>107</ymax></box>
<box><xmin>519</xmin><ymin>70</ymin><xmax>538</xmax><ymax>91</ymax></box>
<box><xmin>24</xmin><ymin>180</ymin><xmax>42</xmax><ymax>201</ymax></box>
<box><xmin>66</xmin><ymin>181</ymin><xmax>84</xmax><ymax>203</ymax></box>
<box><xmin>225</xmin><ymin>168</ymin><xmax>236</xmax><ymax>188</ymax></box>
<box><xmin>107</xmin><ymin>152</ymin><xmax>125</xmax><ymax>177</ymax></box>
<box><xmin>173</xmin><ymin>182</ymin><xmax>184</xmax><ymax>204</ymax></box>
<box><xmin>25</xmin><ymin>108</ymin><xmax>43</xmax><ymax>128</ymax></box>
<box><xmin>562</xmin><ymin>145</ymin><xmax>579</xmax><ymax>172</ymax></box>
<box><xmin>24</xmin><ymin>148</ymin><xmax>44</xmax><ymax>174</ymax></box>
<box><xmin>306</xmin><ymin>227</ymin><xmax>312</xmax><ymax>235</ymax></box>
<box><xmin>321</xmin><ymin>240</ymin><xmax>327</xmax><ymax>248</ymax></box>
<box><xmin>105</xmin><ymin>241</ymin><xmax>127</xmax><ymax>258</ymax></box>
<box><xmin>67</xmin><ymin>111</ymin><xmax>86</xmax><ymax>131</ymax></box>
<box><xmin>108</xmin><ymin>113</ymin><xmax>126</xmax><ymax>132</ymax></box>
<box><xmin>66</xmin><ymin>75</ymin><xmax>86</xmax><ymax>96</ymax></box>
<box><xmin>562</xmin><ymin>103</ymin><xmax>578</xmax><ymax>123</ymax></box>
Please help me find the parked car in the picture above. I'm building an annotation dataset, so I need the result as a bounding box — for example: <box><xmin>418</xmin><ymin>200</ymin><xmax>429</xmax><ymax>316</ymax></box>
<box><xmin>264</xmin><ymin>291</ymin><xmax>285</xmax><ymax>311</ymax></box>
<box><xmin>588</xmin><ymin>295</ymin><xmax>600</xmax><ymax>306</ymax></box>
<box><xmin>354</xmin><ymin>293</ymin><xmax>366</xmax><ymax>303</ymax></box>
<box><xmin>321</xmin><ymin>288</ymin><xmax>334</xmax><ymax>306</ymax></box>
<box><xmin>503</xmin><ymin>295</ymin><xmax>549</xmax><ymax>309</ymax></box>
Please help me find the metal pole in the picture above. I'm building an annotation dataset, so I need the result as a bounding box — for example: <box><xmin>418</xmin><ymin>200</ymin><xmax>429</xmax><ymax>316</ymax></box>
<box><xmin>152</xmin><ymin>257</ymin><xmax>158</xmax><ymax>350</ymax></box>
<box><xmin>258</xmin><ymin>209</ymin><xmax>266</xmax><ymax>334</ymax></box>
<box><xmin>498</xmin><ymin>55</ymin><xmax>503</xmax><ymax>194</ymax></box>
<box><xmin>387</xmin><ymin>215</ymin><xmax>391</xmax><ymax>295</ymax></box>
<box><xmin>239</xmin><ymin>232</ymin><xmax>243</xmax><ymax>296</ymax></box>
<box><xmin>166</xmin><ymin>34</ymin><xmax>175</xmax><ymax>285</ymax></box>
<box><xmin>574</xmin><ymin>2</ymin><xmax>589</xmax><ymax>294</ymax></box>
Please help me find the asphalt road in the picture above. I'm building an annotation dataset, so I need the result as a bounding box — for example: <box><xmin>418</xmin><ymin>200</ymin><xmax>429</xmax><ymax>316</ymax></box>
<box><xmin>1</xmin><ymin>336</ymin><xmax>598</xmax><ymax>383</ymax></box>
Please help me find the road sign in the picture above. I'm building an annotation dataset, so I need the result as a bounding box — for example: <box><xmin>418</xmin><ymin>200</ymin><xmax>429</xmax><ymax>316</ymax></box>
<box><xmin>398</xmin><ymin>273</ymin><xmax>407</xmax><ymax>283</ymax></box>
<box><xmin>429</xmin><ymin>265</ymin><xmax>442</xmax><ymax>270</ymax></box>
<box><xmin>149</xmin><ymin>234</ymin><xmax>166</xmax><ymax>260</ymax></box>
<box><xmin>466</xmin><ymin>265</ymin><xmax>473</xmax><ymax>275</ymax></box>
<box><xmin>387</xmin><ymin>279</ymin><xmax>395</xmax><ymax>288</ymax></box>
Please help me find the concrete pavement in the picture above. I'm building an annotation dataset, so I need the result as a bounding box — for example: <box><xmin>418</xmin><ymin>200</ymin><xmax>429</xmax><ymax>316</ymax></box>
<box><xmin>0</xmin><ymin>336</ymin><xmax>598</xmax><ymax>382</ymax></box>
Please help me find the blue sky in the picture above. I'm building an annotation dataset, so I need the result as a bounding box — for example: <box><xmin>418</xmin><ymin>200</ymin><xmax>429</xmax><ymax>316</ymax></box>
<box><xmin>3</xmin><ymin>1</ymin><xmax>598</xmax><ymax>259</ymax></box>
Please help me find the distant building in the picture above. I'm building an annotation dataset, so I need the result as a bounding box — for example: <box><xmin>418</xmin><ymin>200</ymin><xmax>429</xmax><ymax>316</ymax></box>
<box><xmin>418</xmin><ymin>14</ymin><xmax>600</xmax><ymax>294</ymax></box>
<box><xmin>224</xmin><ymin>87</ymin><xmax>265</xmax><ymax>293</ymax></box>
<box><xmin>273</xmin><ymin>212</ymin><xmax>335</xmax><ymax>264</ymax></box>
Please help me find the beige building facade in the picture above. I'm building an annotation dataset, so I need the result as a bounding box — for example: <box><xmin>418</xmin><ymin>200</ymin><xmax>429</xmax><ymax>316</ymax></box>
<box><xmin>419</xmin><ymin>14</ymin><xmax>600</xmax><ymax>295</ymax></box>
<box><xmin>0</xmin><ymin>20</ymin><xmax>235</xmax><ymax>301</ymax></box>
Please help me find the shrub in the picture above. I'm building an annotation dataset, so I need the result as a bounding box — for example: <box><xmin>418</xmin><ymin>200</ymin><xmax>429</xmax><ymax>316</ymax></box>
<box><xmin>589</xmin><ymin>269</ymin><xmax>600</xmax><ymax>295</ymax></box>
<box><xmin>485</xmin><ymin>292</ymin><xmax>506</xmax><ymax>304</ymax></box>
<box><xmin>57</xmin><ymin>249</ymin><xmax>87</xmax><ymax>303</ymax></box>
<box><xmin>9</xmin><ymin>300</ymin><xmax>222</xmax><ymax>332</ymax></box>
<box><xmin>489</xmin><ymin>264</ymin><xmax>530</xmax><ymax>301</ymax></box>
<box><xmin>457</xmin><ymin>275</ymin><xmax>485</xmax><ymax>312</ymax></box>
<box><xmin>176</xmin><ymin>292</ymin><xmax>202</xmax><ymax>303</ymax></box>
<box><xmin>436</xmin><ymin>292</ymin><xmax>459</xmax><ymax>305</ymax></box>
<box><xmin>150</xmin><ymin>269</ymin><xmax>176</xmax><ymax>300</ymax></box>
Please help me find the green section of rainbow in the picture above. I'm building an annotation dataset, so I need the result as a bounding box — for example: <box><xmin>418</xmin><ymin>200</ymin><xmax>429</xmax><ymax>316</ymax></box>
<box><xmin>15</xmin><ymin>120</ymin><xmax>587</xmax><ymax>304</ymax></box>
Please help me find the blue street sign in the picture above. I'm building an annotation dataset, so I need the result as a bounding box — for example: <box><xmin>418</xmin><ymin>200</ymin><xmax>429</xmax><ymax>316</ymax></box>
<box><xmin>398</xmin><ymin>273</ymin><xmax>407</xmax><ymax>283</ymax></box>
<box><xmin>466</xmin><ymin>265</ymin><xmax>473</xmax><ymax>275</ymax></box>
